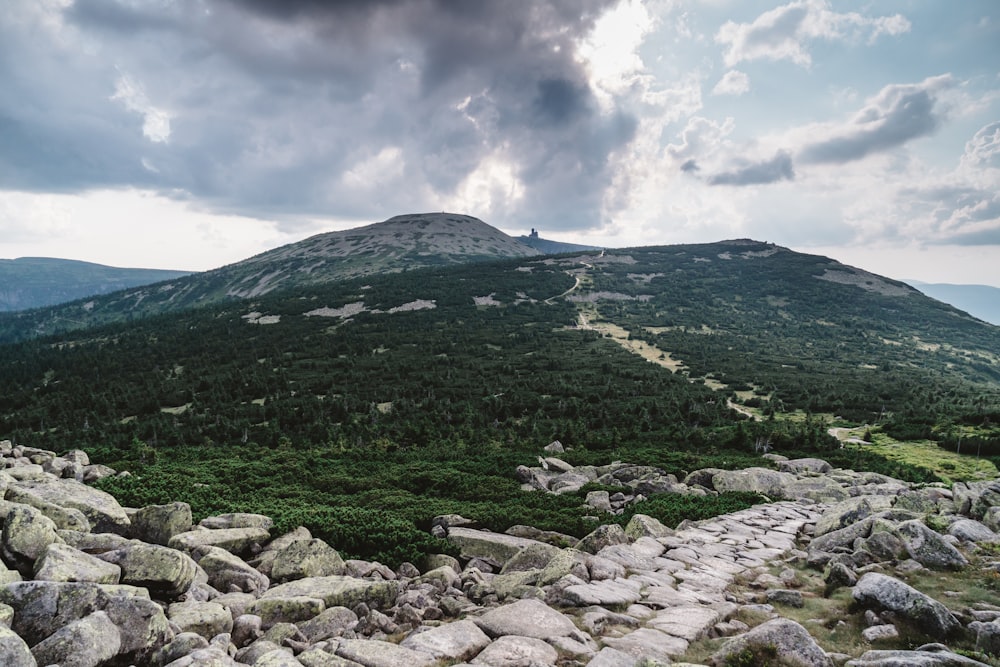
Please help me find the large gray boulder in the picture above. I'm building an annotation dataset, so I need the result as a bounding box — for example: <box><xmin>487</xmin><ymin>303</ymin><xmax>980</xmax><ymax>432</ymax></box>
<box><xmin>853</xmin><ymin>573</ymin><xmax>961</xmax><ymax>637</ymax></box>
<box><xmin>0</xmin><ymin>625</ymin><xmax>35</xmax><ymax>667</ymax></box>
<box><xmin>473</xmin><ymin>597</ymin><xmax>578</xmax><ymax>639</ymax></box>
<box><xmin>448</xmin><ymin>527</ymin><xmax>553</xmax><ymax>567</ymax></box>
<box><xmin>130</xmin><ymin>502</ymin><xmax>193</xmax><ymax>546</ymax></box>
<box><xmin>262</xmin><ymin>576</ymin><xmax>399</xmax><ymax>611</ymax></box>
<box><xmin>335</xmin><ymin>638</ymin><xmax>437</xmax><ymax>667</ymax></box>
<box><xmin>98</xmin><ymin>542</ymin><xmax>201</xmax><ymax>599</ymax></box>
<box><xmin>471</xmin><ymin>634</ymin><xmax>558</xmax><ymax>665</ymax></box>
<box><xmin>10</xmin><ymin>478</ymin><xmax>130</xmax><ymax>534</ymax></box>
<box><xmin>400</xmin><ymin>619</ymin><xmax>491</xmax><ymax>662</ymax></box>
<box><xmin>29</xmin><ymin>610</ymin><xmax>121</xmax><ymax>667</ymax></box>
<box><xmin>0</xmin><ymin>581</ymin><xmax>108</xmax><ymax>645</ymax></box>
<box><xmin>168</xmin><ymin>527</ymin><xmax>271</xmax><ymax>555</ymax></box>
<box><xmin>710</xmin><ymin>617</ymin><xmax>833</xmax><ymax>667</ymax></box>
<box><xmin>2</xmin><ymin>503</ymin><xmax>63</xmax><ymax>570</ymax></box>
<box><xmin>5</xmin><ymin>485</ymin><xmax>91</xmax><ymax>532</ymax></box>
<box><xmin>778</xmin><ymin>458</ymin><xmax>833</xmax><ymax>474</ymax></box>
<box><xmin>33</xmin><ymin>543</ymin><xmax>121</xmax><ymax>584</ymax></box>
<box><xmin>167</xmin><ymin>601</ymin><xmax>234</xmax><ymax>639</ymax></box>
<box><xmin>711</xmin><ymin>467</ymin><xmax>797</xmax><ymax>499</ymax></box>
<box><xmin>270</xmin><ymin>538</ymin><xmax>346</xmax><ymax>582</ymax></box>
<box><xmin>896</xmin><ymin>520</ymin><xmax>969</xmax><ymax>570</ymax></box>
<box><xmin>194</xmin><ymin>545</ymin><xmax>269</xmax><ymax>594</ymax></box>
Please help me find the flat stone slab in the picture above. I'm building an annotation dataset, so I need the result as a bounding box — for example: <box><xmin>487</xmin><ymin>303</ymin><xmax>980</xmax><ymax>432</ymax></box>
<box><xmin>563</xmin><ymin>578</ymin><xmax>643</xmax><ymax>606</ymax></box>
<box><xmin>400</xmin><ymin>620</ymin><xmax>491</xmax><ymax>662</ymax></box>
<box><xmin>336</xmin><ymin>638</ymin><xmax>437</xmax><ymax>667</ymax></box>
<box><xmin>648</xmin><ymin>605</ymin><xmax>720</xmax><ymax>642</ymax></box>
<box><xmin>470</xmin><ymin>634</ymin><xmax>558</xmax><ymax>666</ymax></box>
<box><xmin>603</xmin><ymin>627</ymin><xmax>689</xmax><ymax>661</ymax></box>
<box><xmin>474</xmin><ymin>598</ymin><xmax>577</xmax><ymax>639</ymax></box>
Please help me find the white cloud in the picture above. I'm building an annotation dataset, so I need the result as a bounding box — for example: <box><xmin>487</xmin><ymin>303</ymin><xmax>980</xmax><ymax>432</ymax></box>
<box><xmin>111</xmin><ymin>72</ymin><xmax>172</xmax><ymax>143</ymax></box>
<box><xmin>711</xmin><ymin>70</ymin><xmax>750</xmax><ymax>96</ymax></box>
<box><xmin>577</xmin><ymin>0</ymin><xmax>657</xmax><ymax>112</ymax></box>
<box><xmin>715</xmin><ymin>0</ymin><xmax>910</xmax><ymax>68</ymax></box>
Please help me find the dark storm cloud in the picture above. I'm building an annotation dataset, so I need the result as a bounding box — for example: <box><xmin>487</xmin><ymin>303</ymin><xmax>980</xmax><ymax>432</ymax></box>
<box><xmin>708</xmin><ymin>151</ymin><xmax>794</xmax><ymax>186</ymax></box>
<box><xmin>800</xmin><ymin>76</ymin><xmax>953</xmax><ymax>165</ymax></box>
<box><xmin>1</xmin><ymin>0</ymin><xmax>629</xmax><ymax>231</ymax></box>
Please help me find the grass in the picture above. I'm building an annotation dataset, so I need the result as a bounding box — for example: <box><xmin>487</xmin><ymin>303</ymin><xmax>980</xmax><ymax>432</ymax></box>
<box><xmin>856</xmin><ymin>431</ymin><xmax>997</xmax><ymax>483</ymax></box>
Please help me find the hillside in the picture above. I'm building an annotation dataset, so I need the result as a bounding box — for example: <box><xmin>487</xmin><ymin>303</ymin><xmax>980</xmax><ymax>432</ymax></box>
<box><xmin>515</xmin><ymin>230</ymin><xmax>601</xmax><ymax>254</ymax></box>
<box><xmin>0</xmin><ymin>257</ymin><xmax>191</xmax><ymax>312</ymax></box>
<box><xmin>1</xmin><ymin>239</ymin><xmax>997</xmax><ymax>566</ymax></box>
<box><xmin>909</xmin><ymin>281</ymin><xmax>1000</xmax><ymax>326</ymax></box>
<box><xmin>0</xmin><ymin>212</ymin><xmax>539</xmax><ymax>342</ymax></box>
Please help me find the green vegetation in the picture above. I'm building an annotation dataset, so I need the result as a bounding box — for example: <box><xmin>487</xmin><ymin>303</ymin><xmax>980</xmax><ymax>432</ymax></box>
<box><xmin>1</xmin><ymin>241</ymin><xmax>997</xmax><ymax>565</ymax></box>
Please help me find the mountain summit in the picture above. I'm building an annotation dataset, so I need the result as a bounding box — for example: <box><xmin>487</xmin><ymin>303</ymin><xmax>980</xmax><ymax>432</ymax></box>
<box><xmin>228</xmin><ymin>213</ymin><xmax>539</xmax><ymax>297</ymax></box>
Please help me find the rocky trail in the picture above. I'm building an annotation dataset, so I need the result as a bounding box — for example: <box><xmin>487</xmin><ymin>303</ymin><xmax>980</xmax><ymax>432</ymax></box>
<box><xmin>0</xmin><ymin>439</ymin><xmax>998</xmax><ymax>666</ymax></box>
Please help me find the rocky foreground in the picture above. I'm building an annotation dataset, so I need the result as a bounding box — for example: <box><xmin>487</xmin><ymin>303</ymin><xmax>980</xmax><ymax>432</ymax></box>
<box><xmin>0</xmin><ymin>440</ymin><xmax>998</xmax><ymax>666</ymax></box>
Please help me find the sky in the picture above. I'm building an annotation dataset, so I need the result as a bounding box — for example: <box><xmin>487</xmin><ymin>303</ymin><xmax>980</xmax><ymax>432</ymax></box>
<box><xmin>1</xmin><ymin>0</ymin><xmax>998</xmax><ymax>287</ymax></box>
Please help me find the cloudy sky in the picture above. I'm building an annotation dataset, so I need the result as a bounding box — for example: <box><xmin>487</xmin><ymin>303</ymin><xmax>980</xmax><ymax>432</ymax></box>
<box><xmin>1</xmin><ymin>0</ymin><xmax>998</xmax><ymax>286</ymax></box>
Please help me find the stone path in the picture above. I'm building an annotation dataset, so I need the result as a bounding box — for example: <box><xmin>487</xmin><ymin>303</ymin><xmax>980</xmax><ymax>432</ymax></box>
<box><xmin>561</xmin><ymin>501</ymin><xmax>826</xmax><ymax>662</ymax></box>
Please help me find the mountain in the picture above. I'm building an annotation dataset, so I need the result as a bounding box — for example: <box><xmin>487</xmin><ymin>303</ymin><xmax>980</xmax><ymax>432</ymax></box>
<box><xmin>515</xmin><ymin>229</ymin><xmax>601</xmax><ymax>254</ymax></box>
<box><xmin>907</xmin><ymin>281</ymin><xmax>1000</xmax><ymax>326</ymax></box>
<box><xmin>0</xmin><ymin>257</ymin><xmax>191</xmax><ymax>312</ymax></box>
<box><xmin>0</xmin><ymin>212</ymin><xmax>540</xmax><ymax>342</ymax></box>
<box><xmin>1</xmin><ymin>237</ymin><xmax>997</xmax><ymax>566</ymax></box>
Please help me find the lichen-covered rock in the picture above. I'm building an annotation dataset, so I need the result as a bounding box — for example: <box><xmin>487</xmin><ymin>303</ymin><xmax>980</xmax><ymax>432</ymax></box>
<box><xmin>448</xmin><ymin>527</ymin><xmax>551</xmax><ymax>567</ymax></box>
<box><xmin>10</xmin><ymin>478</ymin><xmax>130</xmax><ymax>534</ymax></box>
<box><xmin>30</xmin><ymin>610</ymin><xmax>121</xmax><ymax>667</ymax></box>
<box><xmin>400</xmin><ymin>619</ymin><xmax>491</xmax><ymax>662</ymax></box>
<box><xmin>5</xmin><ymin>485</ymin><xmax>91</xmax><ymax>532</ymax></box>
<box><xmin>474</xmin><ymin>597</ymin><xmax>578</xmax><ymax>639</ymax></box>
<box><xmin>852</xmin><ymin>573</ymin><xmax>961</xmax><ymax>637</ymax></box>
<box><xmin>335</xmin><ymin>638</ymin><xmax>437</xmax><ymax>667</ymax></box>
<box><xmin>248</xmin><ymin>596</ymin><xmax>326</xmax><ymax>629</ymax></box>
<box><xmin>711</xmin><ymin>467</ymin><xmax>797</xmax><ymax>499</ymax></box>
<box><xmin>262</xmin><ymin>576</ymin><xmax>399</xmax><ymax>611</ymax></box>
<box><xmin>34</xmin><ymin>543</ymin><xmax>121</xmax><ymax>584</ymax></box>
<box><xmin>575</xmin><ymin>523</ymin><xmax>629</xmax><ymax>555</ymax></box>
<box><xmin>131</xmin><ymin>502</ymin><xmax>193</xmax><ymax>546</ymax></box>
<box><xmin>2</xmin><ymin>503</ymin><xmax>63</xmax><ymax>569</ymax></box>
<box><xmin>710</xmin><ymin>617</ymin><xmax>833</xmax><ymax>667</ymax></box>
<box><xmin>778</xmin><ymin>458</ymin><xmax>833</xmax><ymax>474</ymax></box>
<box><xmin>167</xmin><ymin>601</ymin><xmax>234</xmax><ymax>639</ymax></box>
<box><xmin>846</xmin><ymin>643</ymin><xmax>993</xmax><ymax>666</ymax></box>
<box><xmin>270</xmin><ymin>538</ymin><xmax>346</xmax><ymax>582</ymax></box>
<box><xmin>895</xmin><ymin>520</ymin><xmax>968</xmax><ymax>570</ymax></box>
<box><xmin>0</xmin><ymin>624</ymin><xmax>35</xmax><ymax>667</ymax></box>
<box><xmin>624</xmin><ymin>513</ymin><xmax>674</xmax><ymax>540</ymax></box>
<box><xmin>168</xmin><ymin>527</ymin><xmax>271</xmax><ymax>555</ymax></box>
<box><xmin>194</xmin><ymin>545</ymin><xmax>269</xmax><ymax>594</ymax></box>
<box><xmin>98</xmin><ymin>542</ymin><xmax>200</xmax><ymax>599</ymax></box>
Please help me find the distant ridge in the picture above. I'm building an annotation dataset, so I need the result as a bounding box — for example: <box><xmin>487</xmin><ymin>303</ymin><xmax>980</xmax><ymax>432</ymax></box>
<box><xmin>908</xmin><ymin>281</ymin><xmax>1000</xmax><ymax>326</ymax></box>
<box><xmin>0</xmin><ymin>257</ymin><xmax>191</xmax><ymax>312</ymax></box>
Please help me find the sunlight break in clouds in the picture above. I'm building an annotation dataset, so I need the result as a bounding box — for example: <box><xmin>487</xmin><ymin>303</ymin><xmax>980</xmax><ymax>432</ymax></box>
<box><xmin>576</xmin><ymin>0</ymin><xmax>656</xmax><ymax>112</ymax></box>
<box><xmin>111</xmin><ymin>72</ymin><xmax>172</xmax><ymax>144</ymax></box>
<box><xmin>716</xmin><ymin>0</ymin><xmax>910</xmax><ymax>67</ymax></box>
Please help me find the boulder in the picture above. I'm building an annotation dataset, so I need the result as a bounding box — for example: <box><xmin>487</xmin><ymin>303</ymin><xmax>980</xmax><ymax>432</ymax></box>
<box><xmin>711</xmin><ymin>467</ymin><xmax>796</xmax><ymax>499</ymax></box>
<box><xmin>168</xmin><ymin>527</ymin><xmax>271</xmax><ymax>555</ymax></box>
<box><xmin>10</xmin><ymin>478</ymin><xmax>130</xmax><ymax>534</ymax></box>
<box><xmin>623</xmin><ymin>513</ymin><xmax>674</xmax><ymax>540</ymax></box>
<box><xmin>34</xmin><ymin>543</ymin><xmax>121</xmax><ymax>584</ymax></box>
<box><xmin>471</xmin><ymin>634</ymin><xmax>558</xmax><ymax>665</ymax></box>
<box><xmin>575</xmin><ymin>524</ymin><xmax>630</xmax><ymax>555</ymax></box>
<box><xmin>710</xmin><ymin>617</ymin><xmax>833</xmax><ymax>667</ymax></box>
<box><xmin>896</xmin><ymin>520</ymin><xmax>969</xmax><ymax>570</ymax></box>
<box><xmin>29</xmin><ymin>610</ymin><xmax>121</xmax><ymax>667</ymax></box>
<box><xmin>5</xmin><ymin>485</ymin><xmax>91</xmax><ymax>532</ymax></box>
<box><xmin>297</xmin><ymin>606</ymin><xmax>358</xmax><ymax>642</ymax></box>
<box><xmin>130</xmin><ymin>502</ymin><xmax>193</xmax><ymax>546</ymax></box>
<box><xmin>0</xmin><ymin>581</ymin><xmax>109</xmax><ymax>645</ymax></box>
<box><xmin>199</xmin><ymin>512</ymin><xmax>274</xmax><ymax>531</ymax></box>
<box><xmin>474</xmin><ymin>598</ymin><xmax>578</xmax><ymax>639</ymax></box>
<box><xmin>248</xmin><ymin>596</ymin><xmax>326</xmax><ymax>629</ymax></box>
<box><xmin>167</xmin><ymin>601</ymin><xmax>234</xmax><ymax>639</ymax></box>
<box><xmin>262</xmin><ymin>576</ymin><xmax>399</xmax><ymax>611</ymax></box>
<box><xmin>400</xmin><ymin>619</ymin><xmax>491</xmax><ymax>662</ymax></box>
<box><xmin>195</xmin><ymin>545</ymin><xmax>270</xmax><ymax>594</ymax></box>
<box><xmin>335</xmin><ymin>638</ymin><xmax>437</xmax><ymax>667</ymax></box>
<box><xmin>270</xmin><ymin>538</ymin><xmax>346</xmax><ymax>582</ymax></box>
<box><xmin>0</xmin><ymin>625</ymin><xmax>35</xmax><ymax>667</ymax></box>
<box><xmin>2</xmin><ymin>503</ymin><xmax>63</xmax><ymax>569</ymax></box>
<box><xmin>778</xmin><ymin>458</ymin><xmax>833</xmax><ymax>474</ymax></box>
<box><xmin>852</xmin><ymin>573</ymin><xmax>961</xmax><ymax>637</ymax></box>
<box><xmin>448</xmin><ymin>527</ymin><xmax>552</xmax><ymax>567</ymax></box>
<box><xmin>947</xmin><ymin>519</ymin><xmax>999</xmax><ymax>543</ymax></box>
<box><xmin>98</xmin><ymin>542</ymin><xmax>201</xmax><ymax>600</ymax></box>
